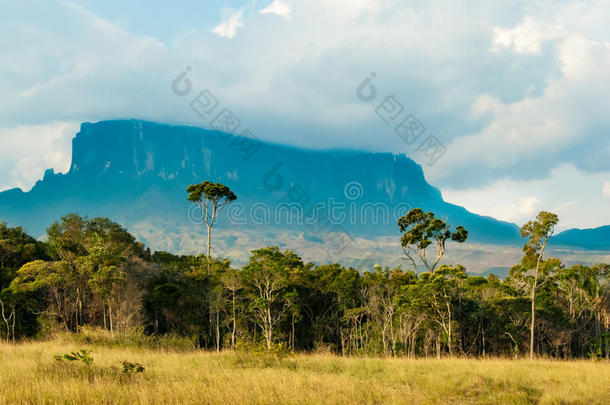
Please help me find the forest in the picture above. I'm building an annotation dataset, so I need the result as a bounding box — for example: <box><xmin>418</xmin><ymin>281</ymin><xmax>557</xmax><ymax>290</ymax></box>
<box><xmin>0</xmin><ymin>181</ymin><xmax>608</xmax><ymax>360</ymax></box>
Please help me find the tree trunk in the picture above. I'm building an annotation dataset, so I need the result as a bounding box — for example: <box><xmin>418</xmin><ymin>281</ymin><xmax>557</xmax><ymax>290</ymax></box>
<box><xmin>206</xmin><ymin>224</ymin><xmax>212</xmax><ymax>274</ymax></box>
<box><xmin>216</xmin><ymin>311</ymin><xmax>220</xmax><ymax>352</ymax></box>
<box><xmin>231</xmin><ymin>293</ymin><xmax>236</xmax><ymax>348</ymax></box>
<box><xmin>530</xmin><ymin>243</ymin><xmax>546</xmax><ymax>360</ymax></box>
<box><xmin>209</xmin><ymin>308</ymin><xmax>214</xmax><ymax>350</ymax></box>
<box><xmin>109</xmin><ymin>303</ymin><xmax>114</xmax><ymax>335</ymax></box>
<box><xmin>291</xmin><ymin>313</ymin><xmax>296</xmax><ymax>351</ymax></box>
<box><xmin>103</xmin><ymin>304</ymin><xmax>107</xmax><ymax>330</ymax></box>
<box><xmin>10</xmin><ymin>306</ymin><xmax>15</xmax><ymax>345</ymax></box>
<box><xmin>436</xmin><ymin>335</ymin><xmax>441</xmax><ymax>359</ymax></box>
<box><xmin>447</xmin><ymin>301</ymin><xmax>453</xmax><ymax>356</ymax></box>
<box><xmin>0</xmin><ymin>299</ymin><xmax>11</xmax><ymax>343</ymax></box>
<box><xmin>265</xmin><ymin>305</ymin><xmax>273</xmax><ymax>349</ymax></box>
<box><xmin>530</xmin><ymin>276</ymin><xmax>537</xmax><ymax>360</ymax></box>
<box><xmin>76</xmin><ymin>286</ymin><xmax>82</xmax><ymax>327</ymax></box>
<box><xmin>265</xmin><ymin>328</ymin><xmax>272</xmax><ymax>349</ymax></box>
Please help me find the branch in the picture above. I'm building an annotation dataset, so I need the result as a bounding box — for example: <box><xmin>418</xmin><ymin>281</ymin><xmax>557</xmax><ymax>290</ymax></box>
<box><xmin>401</xmin><ymin>247</ymin><xmax>419</xmax><ymax>273</ymax></box>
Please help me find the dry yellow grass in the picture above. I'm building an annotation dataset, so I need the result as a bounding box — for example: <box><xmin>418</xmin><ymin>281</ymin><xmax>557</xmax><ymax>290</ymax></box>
<box><xmin>0</xmin><ymin>340</ymin><xmax>608</xmax><ymax>404</ymax></box>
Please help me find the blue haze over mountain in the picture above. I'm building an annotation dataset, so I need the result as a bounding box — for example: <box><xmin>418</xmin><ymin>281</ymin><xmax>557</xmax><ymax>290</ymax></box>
<box><xmin>0</xmin><ymin>120</ymin><xmax>607</xmax><ymax>252</ymax></box>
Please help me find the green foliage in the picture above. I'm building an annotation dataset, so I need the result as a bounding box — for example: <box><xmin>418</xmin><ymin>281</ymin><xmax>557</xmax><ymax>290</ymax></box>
<box><xmin>63</xmin><ymin>326</ymin><xmax>198</xmax><ymax>351</ymax></box>
<box><xmin>521</xmin><ymin>212</ymin><xmax>559</xmax><ymax>255</ymax></box>
<box><xmin>187</xmin><ymin>181</ymin><xmax>237</xmax><ymax>276</ymax></box>
<box><xmin>518</xmin><ymin>211</ymin><xmax>561</xmax><ymax>359</ymax></box>
<box><xmin>54</xmin><ymin>349</ymin><xmax>94</xmax><ymax>366</ymax></box>
<box><xmin>2</xmin><ymin>212</ymin><xmax>609</xmax><ymax>360</ymax></box>
<box><xmin>120</xmin><ymin>361</ymin><xmax>145</xmax><ymax>375</ymax></box>
<box><xmin>186</xmin><ymin>181</ymin><xmax>237</xmax><ymax>204</ymax></box>
<box><xmin>398</xmin><ymin>208</ymin><xmax>468</xmax><ymax>272</ymax></box>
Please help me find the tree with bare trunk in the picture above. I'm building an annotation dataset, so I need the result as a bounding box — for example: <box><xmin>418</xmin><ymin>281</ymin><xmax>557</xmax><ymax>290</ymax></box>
<box><xmin>187</xmin><ymin>182</ymin><xmax>236</xmax><ymax>274</ymax></box>
<box><xmin>0</xmin><ymin>294</ymin><xmax>16</xmax><ymax>343</ymax></box>
<box><xmin>242</xmin><ymin>247</ymin><xmax>301</xmax><ymax>349</ymax></box>
<box><xmin>520</xmin><ymin>211</ymin><xmax>559</xmax><ymax>360</ymax></box>
<box><xmin>221</xmin><ymin>269</ymin><xmax>243</xmax><ymax>349</ymax></box>
<box><xmin>398</xmin><ymin>208</ymin><xmax>468</xmax><ymax>274</ymax></box>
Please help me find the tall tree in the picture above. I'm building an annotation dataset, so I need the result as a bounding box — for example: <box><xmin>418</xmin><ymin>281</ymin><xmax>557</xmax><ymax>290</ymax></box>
<box><xmin>0</xmin><ymin>222</ymin><xmax>46</xmax><ymax>341</ymax></box>
<box><xmin>398</xmin><ymin>208</ymin><xmax>468</xmax><ymax>273</ymax></box>
<box><xmin>520</xmin><ymin>211</ymin><xmax>559</xmax><ymax>360</ymax></box>
<box><xmin>10</xmin><ymin>260</ymin><xmax>74</xmax><ymax>330</ymax></box>
<box><xmin>46</xmin><ymin>214</ymin><xmax>89</xmax><ymax>327</ymax></box>
<box><xmin>187</xmin><ymin>182</ymin><xmax>237</xmax><ymax>273</ymax></box>
<box><xmin>411</xmin><ymin>265</ymin><xmax>466</xmax><ymax>357</ymax></box>
<box><xmin>242</xmin><ymin>247</ymin><xmax>302</xmax><ymax>349</ymax></box>
<box><xmin>221</xmin><ymin>268</ymin><xmax>243</xmax><ymax>349</ymax></box>
<box><xmin>84</xmin><ymin>235</ymin><xmax>127</xmax><ymax>334</ymax></box>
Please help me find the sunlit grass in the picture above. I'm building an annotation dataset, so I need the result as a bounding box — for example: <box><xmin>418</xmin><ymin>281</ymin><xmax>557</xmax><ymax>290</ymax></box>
<box><xmin>0</xmin><ymin>340</ymin><xmax>608</xmax><ymax>404</ymax></box>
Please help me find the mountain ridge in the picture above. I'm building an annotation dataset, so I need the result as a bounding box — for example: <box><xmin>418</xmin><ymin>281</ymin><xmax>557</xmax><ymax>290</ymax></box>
<box><xmin>0</xmin><ymin>119</ymin><xmax>607</xmax><ymax>253</ymax></box>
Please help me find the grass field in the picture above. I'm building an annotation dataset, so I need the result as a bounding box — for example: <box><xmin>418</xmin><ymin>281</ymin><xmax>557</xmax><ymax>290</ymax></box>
<box><xmin>0</xmin><ymin>340</ymin><xmax>608</xmax><ymax>404</ymax></box>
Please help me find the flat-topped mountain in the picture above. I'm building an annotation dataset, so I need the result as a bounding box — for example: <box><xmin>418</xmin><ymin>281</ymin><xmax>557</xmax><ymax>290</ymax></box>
<box><xmin>0</xmin><ymin>119</ymin><xmax>522</xmax><ymax>244</ymax></box>
<box><xmin>1</xmin><ymin>119</ymin><xmax>608</xmax><ymax>261</ymax></box>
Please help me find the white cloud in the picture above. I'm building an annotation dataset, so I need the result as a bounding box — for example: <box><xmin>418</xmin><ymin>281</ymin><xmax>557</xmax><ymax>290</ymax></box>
<box><xmin>517</xmin><ymin>197</ymin><xmax>540</xmax><ymax>217</ymax></box>
<box><xmin>0</xmin><ymin>0</ymin><xmax>167</xmax><ymax>127</ymax></box>
<box><xmin>603</xmin><ymin>181</ymin><xmax>610</xmax><ymax>197</ymax></box>
<box><xmin>442</xmin><ymin>164</ymin><xmax>610</xmax><ymax>230</ymax></box>
<box><xmin>429</xmin><ymin>10</ymin><xmax>610</xmax><ymax>188</ymax></box>
<box><xmin>2</xmin><ymin>0</ymin><xmax>610</xmax><ymax>229</ymax></box>
<box><xmin>554</xmin><ymin>200</ymin><xmax>578</xmax><ymax>213</ymax></box>
<box><xmin>492</xmin><ymin>16</ymin><xmax>561</xmax><ymax>54</ymax></box>
<box><xmin>212</xmin><ymin>8</ymin><xmax>244</xmax><ymax>38</ymax></box>
<box><xmin>260</xmin><ymin>1</ymin><xmax>292</xmax><ymax>21</ymax></box>
<box><xmin>0</xmin><ymin>122</ymin><xmax>78</xmax><ymax>191</ymax></box>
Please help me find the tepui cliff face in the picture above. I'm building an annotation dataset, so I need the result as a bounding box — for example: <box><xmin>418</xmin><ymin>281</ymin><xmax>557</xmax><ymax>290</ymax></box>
<box><xmin>1</xmin><ymin>119</ymin><xmax>522</xmax><ymax>246</ymax></box>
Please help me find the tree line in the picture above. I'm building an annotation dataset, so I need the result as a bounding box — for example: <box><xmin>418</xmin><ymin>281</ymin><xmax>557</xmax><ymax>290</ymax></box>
<box><xmin>0</xmin><ymin>181</ymin><xmax>608</xmax><ymax>359</ymax></box>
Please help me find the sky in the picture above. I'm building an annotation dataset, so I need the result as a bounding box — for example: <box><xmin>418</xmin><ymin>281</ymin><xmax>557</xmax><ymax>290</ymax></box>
<box><xmin>0</xmin><ymin>0</ymin><xmax>609</xmax><ymax>231</ymax></box>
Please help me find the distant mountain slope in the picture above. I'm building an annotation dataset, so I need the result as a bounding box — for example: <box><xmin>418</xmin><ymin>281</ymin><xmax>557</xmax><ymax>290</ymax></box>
<box><xmin>0</xmin><ymin>119</ymin><xmax>522</xmax><ymax>246</ymax></box>
<box><xmin>552</xmin><ymin>226</ymin><xmax>610</xmax><ymax>250</ymax></box>
<box><xmin>1</xmin><ymin>119</ymin><xmax>606</xmax><ymax>255</ymax></box>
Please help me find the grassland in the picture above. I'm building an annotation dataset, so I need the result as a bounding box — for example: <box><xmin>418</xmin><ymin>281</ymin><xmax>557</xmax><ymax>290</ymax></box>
<box><xmin>0</xmin><ymin>340</ymin><xmax>608</xmax><ymax>405</ymax></box>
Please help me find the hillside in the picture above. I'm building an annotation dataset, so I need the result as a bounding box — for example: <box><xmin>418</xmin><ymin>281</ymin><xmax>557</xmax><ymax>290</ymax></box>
<box><xmin>0</xmin><ymin>119</ymin><xmax>608</xmax><ymax>269</ymax></box>
<box><xmin>0</xmin><ymin>119</ymin><xmax>521</xmax><ymax>242</ymax></box>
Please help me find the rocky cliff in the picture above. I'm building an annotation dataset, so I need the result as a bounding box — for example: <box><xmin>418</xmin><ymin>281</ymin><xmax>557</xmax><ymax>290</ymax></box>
<box><xmin>0</xmin><ymin>119</ymin><xmax>521</xmax><ymax>245</ymax></box>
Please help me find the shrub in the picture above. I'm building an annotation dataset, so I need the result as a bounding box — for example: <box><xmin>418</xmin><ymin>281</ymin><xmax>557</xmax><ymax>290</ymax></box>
<box><xmin>120</xmin><ymin>361</ymin><xmax>145</xmax><ymax>375</ymax></box>
<box><xmin>54</xmin><ymin>349</ymin><xmax>94</xmax><ymax>367</ymax></box>
<box><xmin>60</xmin><ymin>326</ymin><xmax>197</xmax><ymax>351</ymax></box>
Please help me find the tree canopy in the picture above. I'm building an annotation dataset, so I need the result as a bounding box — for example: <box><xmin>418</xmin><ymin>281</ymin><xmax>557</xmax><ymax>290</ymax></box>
<box><xmin>398</xmin><ymin>208</ymin><xmax>468</xmax><ymax>273</ymax></box>
<box><xmin>0</xmin><ymin>210</ymin><xmax>607</xmax><ymax>359</ymax></box>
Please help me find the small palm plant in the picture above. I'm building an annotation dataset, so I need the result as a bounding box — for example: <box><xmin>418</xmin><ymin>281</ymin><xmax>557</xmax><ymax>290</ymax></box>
<box><xmin>54</xmin><ymin>349</ymin><xmax>94</xmax><ymax>366</ymax></box>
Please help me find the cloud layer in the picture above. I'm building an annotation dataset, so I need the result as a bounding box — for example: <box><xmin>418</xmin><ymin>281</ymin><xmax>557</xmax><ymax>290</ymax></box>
<box><xmin>1</xmin><ymin>0</ymin><xmax>609</xmax><ymax>228</ymax></box>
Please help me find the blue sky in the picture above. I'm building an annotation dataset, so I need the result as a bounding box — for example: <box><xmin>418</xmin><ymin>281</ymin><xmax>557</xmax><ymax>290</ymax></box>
<box><xmin>0</xmin><ymin>0</ymin><xmax>609</xmax><ymax>230</ymax></box>
<box><xmin>71</xmin><ymin>0</ymin><xmax>263</xmax><ymax>42</ymax></box>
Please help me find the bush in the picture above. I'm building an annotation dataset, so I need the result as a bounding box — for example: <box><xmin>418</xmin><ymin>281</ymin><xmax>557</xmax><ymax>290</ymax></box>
<box><xmin>232</xmin><ymin>339</ymin><xmax>296</xmax><ymax>369</ymax></box>
<box><xmin>60</xmin><ymin>326</ymin><xmax>197</xmax><ymax>352</ymax></box>
<box><xmin>120</xmin><ymin>361</ymin><xmax>145</xmax><ymax>375</ymax></box>
<box><xmin>54</xmin><ymin>349</ymin><xmax>94</xmax><ymax>366</ymax></box>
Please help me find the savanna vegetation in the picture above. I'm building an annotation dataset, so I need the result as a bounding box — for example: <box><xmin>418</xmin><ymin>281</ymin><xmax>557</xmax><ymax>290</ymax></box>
<box><xmin>0</xmin><ymin>338</ymin><xmax>608</xmax><ymax>404</ymax></box>
<box><xmin>0</xmin><ymin>181</ymin><xmax>608</xmax><ymax>402</ymax></box>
